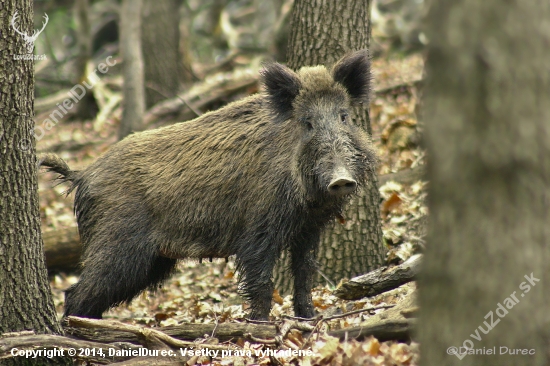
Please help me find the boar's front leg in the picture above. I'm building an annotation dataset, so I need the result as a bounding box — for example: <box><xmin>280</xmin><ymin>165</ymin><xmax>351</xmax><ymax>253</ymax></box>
<box><xmin>290</xmin><ymin>232</ymin><xmax>319</xmax><ymax>319</ymax></box>
<box><xmin>235</xmin><ymin>235</ymin><xmax>282</xmax><ymax>320</ymax></box>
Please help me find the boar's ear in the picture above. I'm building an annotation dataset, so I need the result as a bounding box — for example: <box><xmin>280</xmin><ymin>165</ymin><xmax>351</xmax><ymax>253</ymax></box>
<box><xmin>332</xmin><ymin>50</ymin><xmax>371</xmax><ymax>104</ymax></box>
<box><xmin>261</xmin><ymin>63</ymin><xmax>301</xmax><ymax>119</ymax></box>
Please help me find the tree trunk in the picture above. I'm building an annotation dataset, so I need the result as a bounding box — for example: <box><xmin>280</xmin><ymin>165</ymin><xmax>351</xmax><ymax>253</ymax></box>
<box><xmin>118</xmin><ymin>0</ymin><xmax>145</xmax><ymax>140</ymax></box>
<box><xmin>273</xmin><ymin>0</ymin><xmax>384</xmax><ymax>294</ymax></box>
<box><xmin>419</xmin><ymin>1</ymin><xmax>550</xmax><ymax>365</ymax></box>
<box><xmin>142</xmin><ymin>0</ymin><xmax>190</xmax><ymax>108</ymax></box>
<box><xmin>0</xmin><ymin>0</ymin><xmax>64</xmax><ymax>354</ymax></box>
<box><xmin>73</xmin><ymin>0</ymin><xmax>96</xmax><ymax>119</ymax></box>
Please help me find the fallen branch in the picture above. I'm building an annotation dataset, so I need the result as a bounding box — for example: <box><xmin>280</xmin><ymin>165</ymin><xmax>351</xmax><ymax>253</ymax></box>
<box><xmin>374</xmin><ymin>78</ymin><xmax>423</xmax><ymax>95</ymax></box>
<box><xmin>66</xmin><ymin>317</ymin><xmax>237</xmax><ymax>351</ymax></box>
<box><xmin>329</xmin><ymin>290</ymin><xmax>417</xmax><ymax>342</ymax></box>
<box><xmin>333</xmin><ymin>254</ymin><xmax>422</xmax><ymax>300</ymax></box>
<box><xmin>64</xmin><ymin>318</ymin><xmax>278</xmax><ymax>344</ymax></box>
<box><xmin>329</xmin><ymin>319</ymin><xmax>414</xmax><ymax>342</ymax></box>
<box><xmin>35</xmin><ymin>89</ymin><xmax>75</xmax><ymax>114</ymax></box>
<box><xmin>143</xmin><ymin>75</ymin><xmax>258</xmax><ymax>126</ymax></box>
<box><xmin>44</xmin><ymin>227</ymin><xmax>82</xmax><ymax>272</ymax></box>
<box><xmin>63</xmin><ymin>303</ymin><xmax>411</xmax><ymax>348</ymax></box>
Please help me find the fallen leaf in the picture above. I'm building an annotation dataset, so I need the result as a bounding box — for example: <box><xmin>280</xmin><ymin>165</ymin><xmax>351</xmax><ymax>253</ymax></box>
<box><xmin>318</xmin><ymin>336</ymin><xmax>340</xmax><ymax>361</ymax></box>
<box><xmin>272</xmin><ymin>289</ymin><xmax>284</xmax><ymax>305</ymax></box>
<box><xmin>382</xmin><ymin>192</ymin><xmax>402</xmax><ymax>217</ymax></box>
<box><xmin>363</xmin><ymin>337</ymin><xmax>381</xmax><ymax>356</ymax></box>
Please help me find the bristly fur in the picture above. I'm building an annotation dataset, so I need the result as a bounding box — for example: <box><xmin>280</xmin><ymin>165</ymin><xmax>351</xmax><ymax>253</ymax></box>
<box><xmin>332</xmin><ymin>50</ymin><xmax>372</xmax><ymax>103</ymax></box>
<box><xmin>40</xmin><ymin>52</ymin><xmax>377</xmax><ymax>321</ymax></box>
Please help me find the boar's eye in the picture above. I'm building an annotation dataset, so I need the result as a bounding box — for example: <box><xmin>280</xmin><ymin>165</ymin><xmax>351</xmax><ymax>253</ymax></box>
<box><xmin>340</xmin><ymin>112</ymin><xmax>348</xmax><ymax>124</ymax></box>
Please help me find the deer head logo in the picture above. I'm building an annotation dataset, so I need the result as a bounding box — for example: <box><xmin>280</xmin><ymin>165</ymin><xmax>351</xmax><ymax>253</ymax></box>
<box><xmin>11</xmin><ymin>11</ymin><xmax>49</xmax><ymax>54</ymax></box>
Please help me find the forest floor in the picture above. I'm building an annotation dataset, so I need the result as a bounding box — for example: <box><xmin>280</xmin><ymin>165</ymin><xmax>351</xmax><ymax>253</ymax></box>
<box><xmin>39</xmin><ymin>51</ymin><xmax>426</xmax><ymax>365</ymax></box>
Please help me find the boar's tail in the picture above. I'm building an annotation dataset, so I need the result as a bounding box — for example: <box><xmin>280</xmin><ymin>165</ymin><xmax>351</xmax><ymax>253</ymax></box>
<box><xmin>38</xmin><ymin>153</ymin><xmax>78</xmax><ymax>183</ymax></box>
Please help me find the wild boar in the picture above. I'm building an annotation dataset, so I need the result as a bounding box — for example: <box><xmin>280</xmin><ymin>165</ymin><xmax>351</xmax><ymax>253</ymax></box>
<box><xmin>40</xmin><ymin>51</ymin><xmax>377</xmax><ymax>320</ymax></box>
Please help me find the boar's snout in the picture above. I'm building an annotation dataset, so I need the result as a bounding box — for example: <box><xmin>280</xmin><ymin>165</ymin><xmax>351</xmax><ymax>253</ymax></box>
<box><xmin>327</xmin><ymin>168</ymin><xmax>357</xmax><ymax>196</ymax></box>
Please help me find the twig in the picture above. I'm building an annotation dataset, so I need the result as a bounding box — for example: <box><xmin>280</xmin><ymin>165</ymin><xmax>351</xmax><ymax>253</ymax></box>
<box><xmin>243</xmin><ymin>318</ymin><xmax>277</xmax><ymax>325</ymax></box>
<box><xmin>145</xmin><ymin>82</ymin><xmax>202</xmax><ymax>118</ymax></box>
<box><xmin>211</xmin><ymin>311</ymin><xmax>220</xmax><ymax>339</ymax></box>
<box><xmin>282</xmin><ymin>304</ymin><xmax>394</xmax><ymax>323</ymax></box>
<box><xmin>300</xmin><ymin>321</ymin><xmax>324</xmax><ymax>350</ymax></box>
<box><xmin>316</xmin><ymin>269</ymin><xmax>336</xmax><ymax>289</ymax></box>
<box><xmin>281</xmin><ymin>315</ymin><xmax>316</xmax><ymax>321</ymax></box>
<box><xmin>322</xmin><ymin>304</ymin><xmax>395</xmax><ymax>321</ymax></box>
<box><xmin>244</xmin><ymin>333</ymin><xmax>277</xmax><ymax>345</ymax></box>
<box><xmin>296</xmin><ymin>304</ymin><xmax>395</xmax><ymax>349</ymax></box>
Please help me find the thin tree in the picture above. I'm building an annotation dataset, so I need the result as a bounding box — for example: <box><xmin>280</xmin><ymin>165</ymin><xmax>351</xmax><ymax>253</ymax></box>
<box><xmin>73</xmin><ymin>0</ymin><xmax>95</xmax><ymax>119</ymax></box>
<box><xmin>0</xmin><ymin>0</ymin><xmax>66</xmax><ymax>361</ymax></box>
<box><xmin>419</xmin><ymin>0</ymin><xmax>550</xmax><ymax>365</ymax></box>
<box><xmin>142</xmin><ymin>0</ymin><xmax>192</xmax><ymax>108</ymax></box>
<box><xmin>119</xmin><ymin>0</ymin><xmax>146</xmax><ymax>140</ymax></box>
<box><xmin>274</xmin><ymin>0</ymin><xmax>385</xmax><ymax>294</ymax></box>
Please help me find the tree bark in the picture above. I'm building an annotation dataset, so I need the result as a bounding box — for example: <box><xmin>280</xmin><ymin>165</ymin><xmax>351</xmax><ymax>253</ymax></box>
<box><xmin>273</xmin><ymin>0</ymin><xmax>385</xmax><ymax>295</ymax></box>
<box><xmin>419</xmin><ymin>1</ymin><xmax>550</xmax><ymax>365</ymax></box>
<box><xmin>119</xmin><ymin>0</ymin><xmax>146</xmax><ymax>140</ymax></box>
<box><xmin>0</xmin><ymin>0</ymin><xmax>66</xmax><ymax>362</ymax></box>
<box><xmin>141</xmin><ymin>0</ymin><xmax>190</xmax><ymax>108</ymax></box>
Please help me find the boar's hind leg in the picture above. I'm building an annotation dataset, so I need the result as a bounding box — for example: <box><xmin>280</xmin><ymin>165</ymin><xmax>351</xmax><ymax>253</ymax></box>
<box><xmin>290</xmin><ymin>232</ymin><xmax>319</xmax><ymax>319</ymax></box>
<box><xmin>64</xmin><ymin>237</ymin><xmax>177</xmax><ymax>318</ymax></box>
